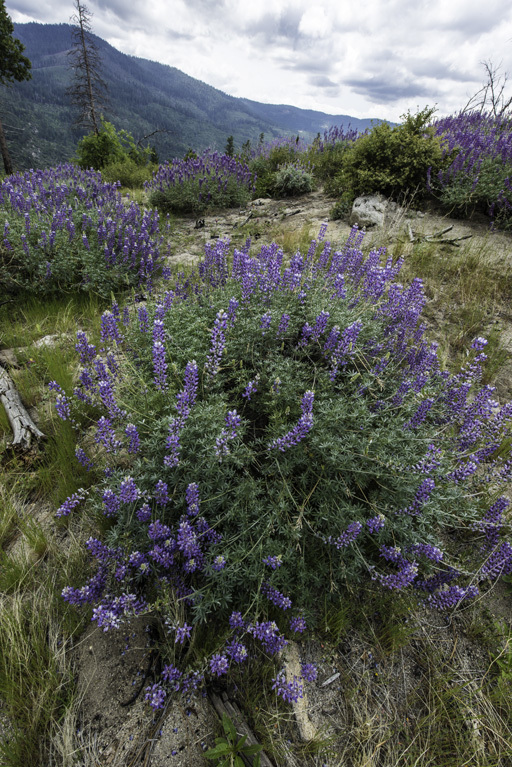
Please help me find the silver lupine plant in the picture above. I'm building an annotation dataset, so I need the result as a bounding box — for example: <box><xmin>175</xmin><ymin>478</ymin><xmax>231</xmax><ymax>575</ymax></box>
<box><xmin>0</xmin><ymin>164</ymin><xmax>167</xmax><ymax>295</ymax></box>
<box><xmin>53</xmin><ymin>224</ymin><xmax>512</xmax><ymax>707</ymax></box>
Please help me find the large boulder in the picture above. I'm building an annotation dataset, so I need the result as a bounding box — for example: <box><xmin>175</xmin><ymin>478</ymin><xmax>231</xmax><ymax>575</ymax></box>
<box><xmin>350</xmin><ymin>193</ymin><xmax>388</xmax><ymax>228</ymax></box>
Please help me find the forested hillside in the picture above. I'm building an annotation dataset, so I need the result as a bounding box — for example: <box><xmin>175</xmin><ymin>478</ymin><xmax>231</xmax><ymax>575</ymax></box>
<box><xmin>0</xmin><ymin>22</ymin><xmax>379</xmax><ymax>170</ymax></box>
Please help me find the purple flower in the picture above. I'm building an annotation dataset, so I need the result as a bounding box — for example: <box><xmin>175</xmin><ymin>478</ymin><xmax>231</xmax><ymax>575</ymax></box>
<box><xmin>102</xmin><ymin>489</ymin><xmax>121</xmax><ymax>517</ymax></box>
<box><xmin>263</xmin><ymin>554</ymin><xmax>282</xmax><ymax>569</ymax></box>
<box><xmin>186</xmin><ymin>483</ymin><xmax>200</xmax><ymax>516</ymax></box>
<box><xmin>75</xmin><ymin>447</ymin><xmax>93</xmax><ymax>470</ymax></box>
<box><xmin>366</xmin><ymin>515</ymin><xmax>385</xmax><ymax>533</ymax></box>
<box><xmin>118</xmin><ymin>476</ymin><xmax>139</xmax><ymax>503</ymax></box>
<box><xmin>125</xmin><ymin>423</ymin><xmax>140</xmax><ymax>454</ymax></box>
<box><xmin>162</xmin><ymin>663</ymin><xmax>182</xmax><ymax>691</ymax></box>
<box><xmin>260</xmin><ymin>312</ymin><xmax>272</xmax><ymax>334</ymax></box>
<box><xmin>271</xmin><ymin>670</ymin><xmax>303</xmax><ymax>703</ymax></box>
<box><xmin>242</xmin><ymin>375</ymin><xmax>259</xmax><ymax>401</ymax></box>
<box><xmin>144</xmin><ymin>683</ymin><xmax>166</xmax><ymax>710</ymax></box>
<box><xmin>175</xmin><ymin>622</ymin><xmax>192</xmax><ymax>644</ymax></box>
<box><xmin>262</xmin><ymin>581</ymin><xmax>292</xmax><ymax>610</ymax></box>
<box><xmin>331</xmin><ymin>521</ymin><xmax>362</xmax><ymax>549</ymax></box>
<box><xmin>212</xmin><ymin>555</ymin><xmax>226</xmax><ymax>571</ymax></box>
<box><xmin>226</xmin><ymin>639</ymin><xmax>248</xmax><ymax>663</ymax></box>
<box><xmin>215</xmin><ymin>409</ymin><xmax>242</xmax><ymax>459</ymax></box>
<box><xmin>229</xmin><ymin>611</ymin><xmax>245</xmax><ymax>632</ymax></box>
<box><xmin>301</xmin><ymin>663</ymin><xmax>318</xmax><ymax>682</ymax></box>
<box><xmin>56</xmin><ymin>488</ymin><xmax>87</xmax><ymax>517</ymax></box>
<box><xmin>205</xmin><ymin>309</ymin><xmax>228</xmax><ymax>378</ymax></box>
<box><xmin>210</xmin><ymin>653</ymin><xmax>229</xmax><ymax>676</ymax></box>
<box><xmin>136</xmin><ymin>503</ymin><xmax>152</xmax><ymax>523</ymax></box>
<box><xmin>269</xmin><ymin>390</ymin><xmax>314</xmax><ymax>451</ymax></box>
<box><xmin>276</xmin><ymin>313</ymin><xmax>290</xmax><ymax>338</ymax></box>
<box><xmin>152</xmin><ymin>340</ymin><xmax>167</xmax><ymax>391</ymax></box>
<box><xmin>154</xmin><ymin>480</ymin><xmax>169</xmax><ymax>506</ymax></box>
<box><xmin>289</xmin><ymin>616</ymin><xmax>307</xmax><ymax>633</ymax></box>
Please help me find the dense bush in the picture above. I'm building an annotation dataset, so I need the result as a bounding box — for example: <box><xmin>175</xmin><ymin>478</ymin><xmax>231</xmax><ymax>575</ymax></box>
<box><xmin>53</xmin><ymin>225</ymin><xmax>512</xmax><ymax>707</ymax></box>
<box><xmin>0</xmin><ymin>164</ymin><xmax>166</xmax><ymax>296</ymax></box>
<box><xmin>248</xmin><ymin>138</ymin><xmax>309</xmax><ymax>198</ymax></box>
<box><xmin>101</xmin><ymin>157</ymin><xmax>157</xmax><ymax>189</ymax></box>
<box><xmin>306</xmin><ymin>125</ymin><xmax>361</xmax><ymax>194</ymax></box>
<box><xmin>431</xmin><ymin>112</ymin><xmax>512</xmax><ymax>225</ymax></box>
<box><xmin>272</xmin><ymin>162</ymin><xmax>314</xmax><ymax>197</ymax></box>
<box><xmin>335</xmin><ymin>107</ymin><xmax>449</xmax><ymax>204</ymax></box>
<box><xmin>147</xmin><ymin>150</ymin><xmax>255</xmax><ymax>215</ymax></box>
<box><xmin>75</xmin><ymin>119</ymin><xmax>151</xmax><ymax>172</ymax></box>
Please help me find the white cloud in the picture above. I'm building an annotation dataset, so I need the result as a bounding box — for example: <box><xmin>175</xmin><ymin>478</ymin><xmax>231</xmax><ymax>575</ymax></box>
<box><xmin>299</xmin><ymin>7</ymin><xmax>330</xmax><ymax>38</ymax></box>
<box><xmin>6</xmin><ymin>0</ymin><xmax>512</xmax><ymax>121</ymax></box>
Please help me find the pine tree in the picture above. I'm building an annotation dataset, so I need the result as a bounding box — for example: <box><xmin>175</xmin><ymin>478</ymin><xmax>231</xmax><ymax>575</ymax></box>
<box><xmin>67</xmin><ymin>0</ymin><xmax>108</xmax><ymax>135</ymax></box>
<box><xmin>0</xmin><ymin>0</ymin><xmax>31</xmax><ymax>174</ymax></box>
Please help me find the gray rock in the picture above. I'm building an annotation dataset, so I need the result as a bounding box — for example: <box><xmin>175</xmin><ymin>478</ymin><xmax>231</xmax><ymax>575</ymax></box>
<box><xmin>350</xmin><ymin>193</ymin><xmax>388</xmax><ymax>228</ymax></box>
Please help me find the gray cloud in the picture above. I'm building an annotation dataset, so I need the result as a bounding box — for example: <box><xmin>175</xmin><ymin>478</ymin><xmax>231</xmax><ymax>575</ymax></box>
<box><xmin>243</xmin><ymin>8</ymin><xmax>303</xmax><ymax>43</ymax></box>
<box><xmin>346</xmin><ymin>75</ymin><xmax>434</xmax><ymax>104</ymax></box>
<box><xmin>308</xmin><ymin>74</ymin><xmax>338</xmax><ymax>89</ymax></box>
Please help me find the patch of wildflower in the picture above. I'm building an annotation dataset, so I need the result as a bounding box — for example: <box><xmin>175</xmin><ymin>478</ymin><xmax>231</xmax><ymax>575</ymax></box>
<box><xmin>0</xmin><ymin>164</ymin><xmax>164</xmax><ymax>296</ymax></box>
<box><xmin>53</xmin><ymin>225</ymin><xmax>512</xmax><ymax>712</ymax></box>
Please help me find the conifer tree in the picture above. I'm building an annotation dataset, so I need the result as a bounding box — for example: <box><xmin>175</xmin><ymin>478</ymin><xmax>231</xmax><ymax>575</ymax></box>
<box><xmin>0</xmin><ymin>0</ymin><xmax>31</xmax><ymax>174</ymax></box>
<box><xmin>67</xmin><ymin>0</ymin><xmax>108</xmax><ymax>135</ymax></box>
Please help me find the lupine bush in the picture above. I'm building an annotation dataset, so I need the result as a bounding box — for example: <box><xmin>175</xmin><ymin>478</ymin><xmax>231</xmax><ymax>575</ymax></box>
<box><xmin>147</xmin><ymin>150</ymin><xmax>255</xmax><ymax>215</ymax></box>
<box><xmin>306</xmin><ymin>124</ymin><xmax>361</xmax><ymax>195</ymax></box>
<box><xmin>52</xmin><ymin>224</ymin><xmax>512</xmax><ymax>708</ymax></box>
<box><xmin>0</xmin><ymin>164</ymin><xmax>167</xmax><ymax>296</ymax></box>
<box><xmin>431</xmin><ymin>111</ymin><xmax>512</xmax><ymax>225</ymax></box>
<box><xmin>248</xmin><ymin>137</ymin><xmax>310</xmax><ymax>198</ymax></box>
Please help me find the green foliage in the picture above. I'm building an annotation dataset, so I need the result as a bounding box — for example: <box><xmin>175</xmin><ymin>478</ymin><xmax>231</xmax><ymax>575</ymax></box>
<box><xmin>438</xmin><ymin>155</ymin><xmax>512</xmax><ymax>224</ymax></box>
<box><xmin>329</xmin><ymin>198</ymin><xmax>351</xmax><ymax>220</ymax></box>
<box><xmin>225</xmin><ymin>135</ymin><xmax>235</xmax><ymax>157</ymax></box>
<box><xmin>272</xmin><ymin>163</ymin><xmax>314</xmax><ymax>197</ymax></box>
<box><xmin>308</xmin><ymin>141</ymin><xmax>352</xmax><ymax>192</ymax></box>
<box><xmin>249</xmin><ymin>145</ymin><xmax>309</xmax><ymax>198</ymax></box>
<box><xmin>0</xmin><ymin>1</ymin><xmax>31</xmax><ymax>85</ymax></box>
<box><xmin>74</xmin><ymin>118</ymin><xmax>150</xmax><ymax>171</ymax></box>
<box><xmin>101</xmin><ymin>157</ymin><xmax>156</xmax><ymax>188</ymax></box>
<box><xmin>336</xmin><ymin>107</ymin><xmax>449</xmax><ymax>204</ymax></box>
<box><xmin>204</xmin><ymin>713</ymin><xmax>262</xmax><ymax>767</ymax></box>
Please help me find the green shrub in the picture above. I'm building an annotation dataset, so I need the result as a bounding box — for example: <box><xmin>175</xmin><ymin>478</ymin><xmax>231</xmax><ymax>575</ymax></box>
<box><xmin>337</xmin><ymin>107</ymin><xmax>450</xmax><ymax>204</ymax></box>
<box><xmin>437</xmin><ymin>155</ymin><xmax>512</xmax><ymax>222</ymax></box>
<box><xmin>249</xmin><ymin>142</ymin><xmax>306</xmax><ymax>198</ymax></box>
<box><xmin>101</xmin><ymin>158</ymin><xmax>156</xmax><ymax>188</ymax></box>
<box><xmin>272</xmin><ymin>163</ymin><xmax>314</xmax><ymax>197</ymax></box>
<box><xmin>148</xmin><ymin>150</ymin><xmax>254</xmax><ymax>216</ymax></box>
<box><xmin>75</xmin><ymin>119</ymin><xmax>150</xmax><ymax>171</ymax></box>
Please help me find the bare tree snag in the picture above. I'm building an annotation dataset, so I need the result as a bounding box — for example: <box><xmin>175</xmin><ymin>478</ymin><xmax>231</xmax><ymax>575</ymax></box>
<box><xmin>0</xmin><ymin>364</ymin><xmax>45</xmax><ymax>449</ymax></box>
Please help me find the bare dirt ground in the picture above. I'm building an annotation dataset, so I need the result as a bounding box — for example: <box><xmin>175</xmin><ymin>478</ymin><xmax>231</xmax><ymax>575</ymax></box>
<box><xmin>67</xmin><ymin>189</ymin><xmax>512</xmax><ymax>766</ymax></box>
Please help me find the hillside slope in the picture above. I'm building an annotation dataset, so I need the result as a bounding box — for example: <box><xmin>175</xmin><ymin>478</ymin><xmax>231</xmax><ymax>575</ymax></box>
<box><xmin>2</xmin><ymin>22</ymin><xmax>381</xmax><ymax>170</ymax></box>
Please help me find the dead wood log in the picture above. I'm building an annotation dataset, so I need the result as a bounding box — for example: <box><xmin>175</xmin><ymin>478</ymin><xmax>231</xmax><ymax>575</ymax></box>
<box><xmin>406</xmin><ymin>223</ymin><xmax>472</xmax><ymax>247</ymax></box>
<box><xmin>0</xmin><ymin>364</ymin><xmax>45</xmax><ymax>449</ymax></box>
<box><xmin>208</xmin><ymin>690</ymin><xmax>274</xmax><ymax>767</ymax></box>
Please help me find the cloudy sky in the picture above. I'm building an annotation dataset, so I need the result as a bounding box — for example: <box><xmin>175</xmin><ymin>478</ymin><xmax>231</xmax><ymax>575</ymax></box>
<box><xmin>7</xmin><ymin>0</ymin><xmax>512</xmax><ymax>122</ymax></box>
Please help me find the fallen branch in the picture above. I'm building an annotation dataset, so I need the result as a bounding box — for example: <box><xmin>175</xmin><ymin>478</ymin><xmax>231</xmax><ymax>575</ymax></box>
<box><xmin>208</xmin><ymin>690</ymin><xmax>274</xmax><ymax>767</ymax></box>
<box><xmin>407</xmin><ymin>223</ymin><xmax>472</xmax><ymax>247</ymax></box>
<box><xmin>0</xmin><ymin>364</ymin><xmax>45</xmax><ymax>449</ymax></box>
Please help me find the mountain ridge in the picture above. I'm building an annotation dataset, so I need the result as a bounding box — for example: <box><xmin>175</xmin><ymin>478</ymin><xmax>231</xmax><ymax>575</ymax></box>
<box><xmin>2</xmin><ymin>22</ymin><xmax>384</xmax><ymax>170</ymax></box>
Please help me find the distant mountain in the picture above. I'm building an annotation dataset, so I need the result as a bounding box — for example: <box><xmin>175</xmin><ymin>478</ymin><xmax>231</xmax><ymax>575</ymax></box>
<box><xmin>1</xmin><ymin>23</ymin><xmax>383</xmax><ymax>171</ymax></box>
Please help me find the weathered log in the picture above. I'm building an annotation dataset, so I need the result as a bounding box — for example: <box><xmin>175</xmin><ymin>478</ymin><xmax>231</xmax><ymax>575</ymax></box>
<box><xmin>0</xmin><ymin>365</ymin><xmax>45</xmax><ymax>449</ymax></box>
<box><xmin>208</xmin><ymin>690</ymin><xmax>274</xmax><ymax>767</ymax></box>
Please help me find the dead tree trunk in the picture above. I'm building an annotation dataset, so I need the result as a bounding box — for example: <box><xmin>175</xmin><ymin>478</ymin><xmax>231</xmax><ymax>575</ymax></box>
<box><xmin>0</xmin><ymin>116</ymin><xmax>13</xmax><ymax>175</ymax></box>
<box><xmin>0</xmin><ymin>364</ymin><xmax>45</xmax><ymax>448</ymax></box>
